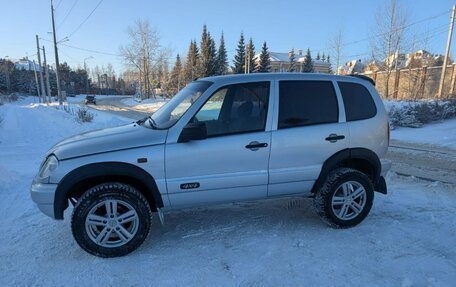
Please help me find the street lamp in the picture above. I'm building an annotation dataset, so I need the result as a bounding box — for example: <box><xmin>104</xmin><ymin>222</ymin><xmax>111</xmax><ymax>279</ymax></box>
<box><xmin>84</xmin><ymin>56</ymin><xmax>94</xmax><ymax>96</ymax></box>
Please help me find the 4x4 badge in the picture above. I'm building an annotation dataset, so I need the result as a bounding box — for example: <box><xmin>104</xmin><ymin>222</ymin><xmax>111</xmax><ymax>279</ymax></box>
<box><xmin>180</xmin><ymin>182</ymin><xmax>200</xmax><ymax>190</ymax></box>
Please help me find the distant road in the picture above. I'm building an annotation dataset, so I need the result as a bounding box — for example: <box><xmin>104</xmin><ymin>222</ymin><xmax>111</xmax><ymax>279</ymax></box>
<box><xmin>86</xmin><ymin>96</ymin><xmax>149</xmax><ymax>120</ymax></box>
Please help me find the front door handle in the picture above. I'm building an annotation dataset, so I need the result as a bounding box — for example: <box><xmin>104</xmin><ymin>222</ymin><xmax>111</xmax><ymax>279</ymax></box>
<box><xmin>325</xmin><ymin>134</ymin><xmax>345</xmax><ymax>143</ymax></box>
<box><xmin>245</xmin><ymin>141</ymin><xmax>268</xmax><ymax>151</ymax></box>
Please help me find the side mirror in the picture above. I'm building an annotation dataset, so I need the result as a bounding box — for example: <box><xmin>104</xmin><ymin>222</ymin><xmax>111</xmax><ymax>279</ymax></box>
<box><xmin>179</xmin><ymin>122</ymin><xmax>207</xmax><ymax>142</ymax></box>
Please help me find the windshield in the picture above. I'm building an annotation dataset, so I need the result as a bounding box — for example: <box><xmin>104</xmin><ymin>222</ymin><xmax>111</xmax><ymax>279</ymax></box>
<box><xmin>150</xmin><ymin>81</ymin><xmax>212</xmax><ymax>129</ymax></box>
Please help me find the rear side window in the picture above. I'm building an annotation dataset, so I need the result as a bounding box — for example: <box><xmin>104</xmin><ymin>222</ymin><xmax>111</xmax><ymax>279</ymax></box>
<box><xmin>278</xmin><ymin>81</ymin><xmax>338</xmax><ymax>129</ymax></box>
<box><xmin>338</xmin><ymin>82</ymin><xmax>377</xmax><ymax>121</ymax></box>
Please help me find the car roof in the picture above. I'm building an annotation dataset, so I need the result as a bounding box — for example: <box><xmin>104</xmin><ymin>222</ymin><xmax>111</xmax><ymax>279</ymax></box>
<box><xmin>198</xmin><ymin>72</ymin><xmax>374</xmax><ymax>86</ymax></box>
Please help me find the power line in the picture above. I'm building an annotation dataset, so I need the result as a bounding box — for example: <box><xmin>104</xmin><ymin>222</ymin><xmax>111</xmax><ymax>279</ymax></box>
<box><xmin>67</xmin><ymin>0</ymin><xmax>104</xmax><ymax>38</ymax></box>
<box><xmin>315</xmin><ymin>9</ymin><xmax>451</xmax><ymax>53</ymax></box>
<box><xmin>62</xmin><ymin>43</ymin><xmax>120</xmax><ymax>56</ymax></box>
<box><xmin>55</xmin><ymin>0</ymin><xmax>64</xmax><ymax>10</ymax></box>
<box><xmin>57</xmin><ymin>0</ymin><xmax>79</xmax><ymax>30</ymax></box>
<box><xmin>338</xmin><ymin>28</ymin><xmax>449</xmax><ymax>62</ymax></box>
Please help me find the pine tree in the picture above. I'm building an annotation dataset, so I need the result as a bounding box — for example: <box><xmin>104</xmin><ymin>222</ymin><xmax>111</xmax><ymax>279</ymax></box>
<box><xmin>232</xmin><ymin>33</ymin><xmax>245</xmax><ymax>74</ymax></box>
<box><xmin>216</xmin><ymin>32</ymin><xmax>228</xmax><ymax>75</ymax></box>
<box><xmin>321</xmin><ymin>53</ymin><xmax>326</xmax><ymax>62</ymax></box>
<box><xmin>302</xmin><ymin>48</ymin><xmax>314</xmax><ymax>73</ymax></box>
<box><xmin>183</xmin><ymin>40</ymin><xmax>199</xmax><ymax>83</ymax></box>
<box><xmin>316</xmin><ymin>52</ymin><xmax>321</xmax><ymax>60</ymax></box>
<box><xmin>288</xmin><ymin>48</ymin><xmax>296</xmax><ymax>72</ymax></box>
<box><xmin>246</xmin><ymin>38</ymin><xmax>256</xmax><ymax>73</ymax></box>
<box><xmin>256</xmin><ymin>41</ymin><xmax>271</xmax><ymax>73</ymax></box>
<box><xmin>167</xmin><ymin>54</ymin><xmax>182</xmax><ymax>96</ymax></box>
<box><xmin>197</xmin><ymin>25</ymin><xmax>217</xmax><ymax>78</ymax></box>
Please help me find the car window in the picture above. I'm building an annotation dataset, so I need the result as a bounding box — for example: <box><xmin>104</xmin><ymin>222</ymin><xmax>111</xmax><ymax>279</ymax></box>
<box><xmin>338</xmin><ymin>82</ymin><xmax>377</xmax><ymax>121</ymax></box>
<box><xmin>151</xmin><ymin>81</ymin><xmax>212</xmax><ymax>129</ymax></box>
<box><xmin>278</xmin><ymin>81</ymin><xmax>338</xmax><ymax>129</ymax></box>
<box><xmin>195</xmin><ymin>88</ymin><xmax>227</xmax><ymax>122</ymax></box>
<box><xmin>193</xmin><ymin>82</ymin><xmax>270</xmax><ymax>137</ymax></box>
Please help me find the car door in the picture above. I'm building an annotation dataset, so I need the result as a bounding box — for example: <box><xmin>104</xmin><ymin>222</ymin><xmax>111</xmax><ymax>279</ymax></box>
<box><xmin>268</xmin><ymin>79</ymin><xmax>349</xmax><ymax>197</ymax></box>
<box><xmin>165</xmin><ymin>81</ymin><xmax>273</xmax><ymax>207</ymax></box>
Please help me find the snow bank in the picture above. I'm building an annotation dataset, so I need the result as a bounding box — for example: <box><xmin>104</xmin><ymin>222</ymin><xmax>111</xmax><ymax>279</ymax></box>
<box><xmin>391</xmin><ymin>118</ymin><xmax>456</xmax><ymax>149</ymax></box>
<box><xmin>1</xmin><ymin>97</ymin><xmax>455</xmax><ymax>286</ymax></box>
<box><xmin>384</xmin><ymin>99</ymin><xmax>456</xmax><ymax>128</ymax></box>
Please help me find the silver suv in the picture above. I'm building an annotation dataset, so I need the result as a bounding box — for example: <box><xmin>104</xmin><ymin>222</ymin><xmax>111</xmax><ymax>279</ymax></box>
<box><xmin>31</xmin><ymin>73</ymin><xmax>391</xmax><ymax>257</ymax></box>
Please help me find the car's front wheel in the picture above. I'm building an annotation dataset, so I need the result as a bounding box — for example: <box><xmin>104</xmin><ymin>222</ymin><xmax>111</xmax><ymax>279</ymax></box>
<box><xmin>71</xmin><ymin>182</ymin><xmax>152</xmax><ymax>257</ymax></box>
<box><xmin>313</xmin><ymin>168</ymin><xmax>374</xmax><ymax>228</ymax></box>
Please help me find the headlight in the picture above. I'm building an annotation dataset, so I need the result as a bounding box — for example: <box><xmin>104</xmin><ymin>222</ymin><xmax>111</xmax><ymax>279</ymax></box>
<box><xmin>39</xmin><ymin>155</ymin><xmax>59</xmax><ymax>178</ymax></box>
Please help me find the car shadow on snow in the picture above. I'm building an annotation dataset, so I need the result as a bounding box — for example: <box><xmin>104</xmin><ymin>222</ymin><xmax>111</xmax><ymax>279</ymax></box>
<box><xmin>139</xmin><ymin>196</ymin><xmax>325</xmax><ymax>251</ymax></box>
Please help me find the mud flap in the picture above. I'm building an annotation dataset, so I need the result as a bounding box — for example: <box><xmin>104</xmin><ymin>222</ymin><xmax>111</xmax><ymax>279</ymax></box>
<box><xmin>375</xmin><ymin>176</ymin><xmax>387</xmax><ymax>194</ymax></box>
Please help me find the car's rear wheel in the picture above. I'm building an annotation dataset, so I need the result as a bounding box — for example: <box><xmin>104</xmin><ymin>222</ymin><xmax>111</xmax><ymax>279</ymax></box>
<box><xmin>71</xmin><ymin>182</ymin><xmax>152</xmax><ymax>257</ymax></box>
<box><xmin>313</xmin><ymin>168</ymin><xmax>374</xmax><ymax>228</ymax></box>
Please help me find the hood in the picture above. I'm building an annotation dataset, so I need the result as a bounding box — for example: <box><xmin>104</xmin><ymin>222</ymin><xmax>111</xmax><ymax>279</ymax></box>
<box><xmin>47</xmin><ymin>123</ymin><xmax>168</xmax><ymax>160</ymax></box>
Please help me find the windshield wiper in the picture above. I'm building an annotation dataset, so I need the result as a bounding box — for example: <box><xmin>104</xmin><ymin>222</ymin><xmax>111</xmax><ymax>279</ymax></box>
<box><xmin>136</xmin><ymin>116</ymin><xmax>148</xmax><ymax>125</ymax></box>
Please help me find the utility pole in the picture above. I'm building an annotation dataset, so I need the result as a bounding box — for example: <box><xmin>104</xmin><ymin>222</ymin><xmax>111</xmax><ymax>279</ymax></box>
<box><xmin>438</xmin><ymin>5</ymin><xmax>456</xmax><ymax>98</ymax></box>
<box><xmin>84</xmin><ymin>56</ymin><xmax>93</xmax><ymax>96</ymax></box>
<box><xmin>32</xmin><ymin>60</ymin><xmax>41</xmax><ymax>101</ymax></box>
<box><xmin>43</xmin><ymin>46</ymin><xmax>52</xmax><ymax>103</ymax></box>
<box><xmin>84</xmin><ymin>61</ymin><xmax>89</xmax><ymax>96</ymax></box>
<box><xmin>51</xmin><ymin>0</ymin><xmax>62</xmax><ymax>104</ymax></box>
<box><xmin>36</xmin><ymin>35</ymin><xmax>46</xmax><ymax>102</ymax></box>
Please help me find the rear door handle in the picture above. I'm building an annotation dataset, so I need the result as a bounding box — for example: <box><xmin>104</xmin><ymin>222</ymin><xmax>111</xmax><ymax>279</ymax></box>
<box><xmin>245</xmin><ymin>141</ymin><xmax>268</xmax><ymax>151</ymax></box>
<box><xmin>325</xmin><ymin>134</ymin><xmax>345</xmax><ymax>143</ymax></box>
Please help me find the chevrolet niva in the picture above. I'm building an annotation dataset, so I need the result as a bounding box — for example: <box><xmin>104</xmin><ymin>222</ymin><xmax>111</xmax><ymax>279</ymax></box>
<box><xmin>31</xmin><ymin>73</ymin><xmax>391</xmax><ymax>257</ymax></box>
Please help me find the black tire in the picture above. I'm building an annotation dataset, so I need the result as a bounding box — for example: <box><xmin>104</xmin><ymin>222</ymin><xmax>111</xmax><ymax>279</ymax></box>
<box><xmin>313</xmin><ymin>168</ymin><xmax>374</xmax><ymax>228</ymax></box>
<box><xmin>71</xmin><ymin>182</ymin><xmax>152</xmax><ymax>257</ymax></box>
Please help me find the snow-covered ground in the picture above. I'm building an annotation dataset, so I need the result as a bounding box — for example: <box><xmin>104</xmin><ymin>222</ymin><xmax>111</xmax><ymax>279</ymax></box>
<box><xmin>391</xmin><ymin>119</ymin><xmax>456</xmax><ymax>149</ymax></box>
<box><xmin>1</xmin><ymin>97</ymin><xmax>456</xmax><ymax>286</ymax></box>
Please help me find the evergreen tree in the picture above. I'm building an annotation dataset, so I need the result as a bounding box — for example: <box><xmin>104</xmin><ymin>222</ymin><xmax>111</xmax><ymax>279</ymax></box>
<box><xmin>167</xmin><ymin>54</ymin><xmax>183</xmax><ymax>96</ymax></box>
<box><xmin>232</xmin><ymin>32</ymin><xmax>245</xmax><ymax>74</ymax></box>
<box><xmin>183</xmin><ymin>40</ymin><xmax>199</xmax><ymax>83</ymax></box>
<box><xmin>321</xmin><ymin>53</ymin><xmax>326</xmax><ymax>62</ymax></box>
<box><xmin>246</xmin><ymin>38</ymin><xmax>256</xmax><ymax>73</ymax></box>
<box><xmin>316</xmin><ymin>52</ymin><xmax>321</xmax><ymax>60</ymax></box>
<box><xmin>216</xmin><ymin>32</ymin><xmax>228</xmax><ymax>75</ymax></box>
<box><xmin>197</xmin><ymin>25</ymin><xmax>217</xmax><ymax>78</ymax></box>
<box><xmin>302</xmin><ymin>48</ymin><xmax>314</xmax><ymax>73</ymax></box>
<box><xmin>288</xmin><ymin>48</ymin><xmax>296</xmax><ymax>72</ymax></box>
<box><xmin>256</xmin><ymin>41</ymin><xmax>271</xmax><ymax>73</ymax></box>
<box><xmin>326</xmin><ymin>54</ymin><xmax>331</xmax><ymax>63</ymax></box>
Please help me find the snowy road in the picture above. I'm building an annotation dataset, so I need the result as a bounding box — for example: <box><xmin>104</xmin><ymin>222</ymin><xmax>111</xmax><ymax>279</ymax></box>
<box><xmin>387</xmin><ymin>140</ymin><xmax>456</xmax><ymax>184</ymax></box>
<box><xmin>85</xmin><ymin>97</ymin><xmax>150</xmax><ymax>120</ymax></box>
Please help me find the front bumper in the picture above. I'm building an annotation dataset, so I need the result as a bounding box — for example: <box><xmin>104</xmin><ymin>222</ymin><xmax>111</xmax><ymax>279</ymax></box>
<box><xmin>30</xmin><ymin>180</ymin><xmax>58</xmax><ymax>219</ymax></box>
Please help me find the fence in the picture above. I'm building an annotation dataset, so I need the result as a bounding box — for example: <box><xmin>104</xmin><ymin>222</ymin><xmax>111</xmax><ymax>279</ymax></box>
<box><xmin>361</xmin><ymin>64</ymin><xmax>456</xmax><ymax>100</ymax></box>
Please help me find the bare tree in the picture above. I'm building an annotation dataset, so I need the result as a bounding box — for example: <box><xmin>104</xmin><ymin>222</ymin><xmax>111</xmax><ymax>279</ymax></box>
<box><xmin>331</xmin><ymin>28</ymin><xmax>343</xmax><ymax>75</ymax></box>
<box><xmin>370</xmin><ymin>0</ymin><xmax>408</xmax><ymax>98</ymax></box>
<box><xmin>119</xmin><ymin>20</ymin><xmax>169</xmax><ymax>99</ymax></box>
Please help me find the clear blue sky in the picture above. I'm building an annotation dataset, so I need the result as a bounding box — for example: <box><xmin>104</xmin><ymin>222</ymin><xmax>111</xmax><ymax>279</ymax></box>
<box><xmin>1</xmin><ymin>0</ymin><xmax>454</xmax><ymax>74</ymax></box>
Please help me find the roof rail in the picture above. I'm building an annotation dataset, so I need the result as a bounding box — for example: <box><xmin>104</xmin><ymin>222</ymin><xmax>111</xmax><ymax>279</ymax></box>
<box><xmin>349</xmin><ymin>74</ymin><xmax>376</xmax><ymax>86</ymax></box>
